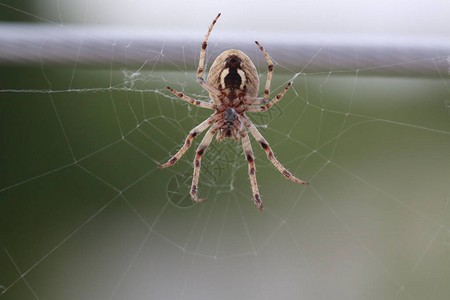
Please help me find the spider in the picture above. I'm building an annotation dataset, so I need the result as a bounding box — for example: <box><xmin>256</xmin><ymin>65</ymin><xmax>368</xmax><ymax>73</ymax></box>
<box><xmin>159</xmin><ymin>13</ymin><xmax>308</xmax><ymax>210</ymax></box>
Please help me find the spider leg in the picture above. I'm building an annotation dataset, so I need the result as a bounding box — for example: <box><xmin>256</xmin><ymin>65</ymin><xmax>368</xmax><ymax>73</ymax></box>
<box><xmin>198</xmin><ymin>77</ymin><xmax>222</xmax><ymax>96</ymax></box>
<box><xmin>167</xmin><ymin>87</ymin><xmax>216</xmax><ymax>109</ymax></box>
<box><xmin>241</xmin><ymin>116</ymin><xmax>309</xmax><ymax>185</ymax></box>
<box><xmin>158</xmin><ymin>117</ymin><xmax>213</xmax><ymax>168</ymax></box>
<box><xmin>246</xmin><ymin>82</ymin><xmax>292</xmax><ymax>112</ymax></box>
<box><xmin>244</xmin><ymin>96</ymin><xmax>267</xmax><ymax>105</ymax></box>
<box><xmin>247</xmin><ymin>41</ymin><xmax>290</xmax><ymax>111</ymax></box>
<box><xmin>198</xmin><ymin>13</ymin><xmax>220</xmax><ymax>80</ymax></box>
<box><xmin>255</xmin><ymin>41</ymin><xmax>274</xmax><ymax>102</ymax></box>
<box><xmin>190</xmin><ymin>124</ymin><xmax>219</xmax><ymax>203</ymax></box>
<box><xmin>241</xmin><ymin>129</ymin><xmax>263</xmax><ymax>210</ymax></box>
<box><xmin>197</xmin><ymin>13</ymin><xmax>222</xmax><ymax>97</ymax></box>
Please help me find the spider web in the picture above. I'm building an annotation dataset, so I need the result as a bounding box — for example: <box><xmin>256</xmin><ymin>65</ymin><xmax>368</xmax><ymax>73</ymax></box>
<box><xmin>1</xmin><ymin>2</ymin><xmax>450</xmax><ymax>300</ymax></box>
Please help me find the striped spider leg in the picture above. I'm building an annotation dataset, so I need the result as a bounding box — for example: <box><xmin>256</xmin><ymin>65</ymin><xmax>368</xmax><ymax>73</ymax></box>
<box><xmin>240</xmin><ymin>115</ymin><xmax>309</xmax><ymax>186</ymax></box>
<box><xmin>240</xmin><ymin>127</ymin><xmax>262</xmax><ymax>209</ymax></box>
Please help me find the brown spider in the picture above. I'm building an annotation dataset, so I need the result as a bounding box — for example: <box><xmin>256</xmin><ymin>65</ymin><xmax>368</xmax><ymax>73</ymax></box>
<box><xmin>159</xmin><ymin>13</ymin><xmax>308</xmax><ymax>210</ymax></box>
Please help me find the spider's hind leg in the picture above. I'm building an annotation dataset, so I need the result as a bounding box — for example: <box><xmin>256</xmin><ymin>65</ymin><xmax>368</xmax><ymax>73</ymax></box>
<box><xmin>246</xmin><ymin>82</ymin><xmax>292</xmax><ymax>112</ymax></box>
<box><xmin>167</xmin><ymin>87</ymin><xmax>216</xmax><ymax>109</ymax></box>
<box><xmin>197</xmin><ymin>13</ymin><xmax>223</xmax><ymax>97</ymax></box>
<box><xmin>197</xmin><ymin>13</ymin><xmax>221</xmax><ymax>80</ymax></box>
<box><xmin>255</xmin><ymin>41</ymin><xmax>274</xmax><ymax>102</ymax></box>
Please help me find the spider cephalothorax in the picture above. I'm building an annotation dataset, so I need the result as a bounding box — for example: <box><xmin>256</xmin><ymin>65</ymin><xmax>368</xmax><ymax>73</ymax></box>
<box><xmin>159</xmin><ymin>13</ymin><xmax>308</xmax><ymax>210</ymax></box>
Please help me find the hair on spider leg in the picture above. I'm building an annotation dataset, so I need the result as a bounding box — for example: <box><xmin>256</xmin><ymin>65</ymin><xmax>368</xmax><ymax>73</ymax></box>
<box><xmin>158</xmin><ymin>13</ymin><xmax>309</xmax><ymax>210</ymax></box>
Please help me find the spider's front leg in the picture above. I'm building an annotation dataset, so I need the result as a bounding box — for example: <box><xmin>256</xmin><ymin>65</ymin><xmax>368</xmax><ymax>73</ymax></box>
<box><xmin>241</xmin><ymin>129</ymin><xmax>263</xmax><ymax>210</ymax></box>
<box><xmin>242</xmin><ymin>116</ymin><xmax>309</xmax><ymax>185</ymax></box>
<box><xmin>158</xmin><ymin>117</ymin><xmax>213</xmax><ymax>168</ymax></box>
<box><xmin>190</xmin><ymin>124</ymin><xmax>218</xmax><ymax>203</ymax></box>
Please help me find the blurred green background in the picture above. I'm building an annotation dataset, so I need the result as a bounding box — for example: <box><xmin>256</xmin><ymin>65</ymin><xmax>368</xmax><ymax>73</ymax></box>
<box><xmin>1</xmin><ymin>1</ymin><xmax>450</xmax><ymax>300</ymax></box>
<box><xmin>2</xmin><ymin>65</ymin><xmax>450</xmax><ymax>299</ymax></box>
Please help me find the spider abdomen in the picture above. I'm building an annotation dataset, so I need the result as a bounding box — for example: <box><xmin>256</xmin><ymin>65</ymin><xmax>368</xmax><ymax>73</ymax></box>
<box><xmin>207</xmin><ymin>49</ymin><xmax>259</xmax><ymax>103</ymax></box>
<box><xmin>222</xmin><ymin>54</ymin><xmax>245</xmax><ymax>90</ymax></box>
<box><xmin>224</xmin><ymin>68</ymin><xmax>242</xmax><ymax>89</ymax></box>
